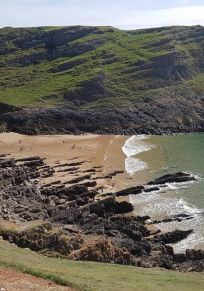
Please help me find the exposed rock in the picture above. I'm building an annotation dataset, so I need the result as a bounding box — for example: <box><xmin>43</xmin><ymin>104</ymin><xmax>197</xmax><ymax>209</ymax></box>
<box><xmin>115</xmin><ymin>201</ymin><xmax>134</xmax><ymax>214</ymax></box>
<box><xmin>186</xmin><ymin>249</ymin><xmax>204</xmax><ymax>261</ymax></box>
<box><xmin>153</xmin><ymin>229</ymin><xmax>194</xmax><ymax>244</ymax></box>
<box><xmin>150</xmin><ymin>213</ymin><xmax>194</xmax><ymax>225</ymax></box>
<box><xmin>0</xmin><ymin>223</ymin><xmax>84</xmax><ymax>256</ymax></box>
<box><xmin>116</xmin><ymin>186</ymin><xmax>144</xmax><ymax>197</ymax></box>
<box><xmin>148</xmin><ymin>172</ymin><xmax>195</xmax><ymax>185</ymax></box>
<box><xmin>0</xmin><ymin>155</ymin><xmax>203</xmax><ymax>272</ymax></box>
<box><xmin>69</xmin><ymin>239</ymin><xmax>133</xmax><ymax>265</ymax></box>
<box><xmin>1</xmin><ymin>106</ymin><xmax>204</xmax><ymax>136</ymax></box>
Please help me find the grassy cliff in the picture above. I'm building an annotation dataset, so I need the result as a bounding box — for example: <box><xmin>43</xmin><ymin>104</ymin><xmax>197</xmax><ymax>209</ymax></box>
<box><xmin>1</xmin><ymin>25</ymin><xmax>204</xmax><ymax>109</ymax></box>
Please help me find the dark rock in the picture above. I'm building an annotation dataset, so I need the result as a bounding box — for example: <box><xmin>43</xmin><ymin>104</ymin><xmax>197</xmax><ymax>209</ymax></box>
<box><xmin>150</xmin><ymin>213</ymin><xmax>194</xmax><ymax>224</ymax></box>
<box><xmin>69</xmin><ymin>239</ymin><xmax>133</xmax><ymax>265</ymax></box>
<box><xmin>148</xmin><ymin>172</ymin><xmax>195</xmax><ymax>185</ymax></box>
<box><xmin>115</xmin><ymin>201</ymin><xmax>134</xmax><ymax>214</ymax></box>
<box><xmin>174</xmin><ymin>253</ymin><xmax>187</xmax><ymax>263</ymax></box>
<box><xmin>66</xmin><ymin>175</ymin><xmax>92</xmax><ymax>184</ymax></box>
<box><xmin>186</xmin><ymin>249</ymin><xmax>204</xmax><ymax>261</ymax></box>
<box><xmin>116</xmin><ymin>186</ymin><xmax>144</xmax><ymax>197</ymax></box>
<box><xmin>154</xmin><ymin>229</ymin><xmax>193</xmax><ymax>244</ymax></box>
<box><xmin>1</xmin><ymin>105</ymin><xmax>204</xmax><ymax>136</ymax></box>
<box><xmin>144</xmin><ymin>187</ymin><xmax>160</xmax><ymax>193</ymax></box>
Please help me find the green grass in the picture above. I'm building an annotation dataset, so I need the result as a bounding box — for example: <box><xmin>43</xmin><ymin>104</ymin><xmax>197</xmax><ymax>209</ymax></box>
<box><xmin>0</xmin><ymin>239</ymin><xmax>203</xmax><ymax>291</ymax></box>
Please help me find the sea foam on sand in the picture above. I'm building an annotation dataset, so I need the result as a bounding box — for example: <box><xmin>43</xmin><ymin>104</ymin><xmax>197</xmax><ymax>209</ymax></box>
<box><xmin>122</xmin><ymin>135</ymin><xmax>154</xmax><ymax>175</ymax></box>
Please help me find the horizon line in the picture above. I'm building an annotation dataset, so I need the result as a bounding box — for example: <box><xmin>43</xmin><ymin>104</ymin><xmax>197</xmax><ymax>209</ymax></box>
<box><xmin>0</xmin><ymin>23</ymin><xmax>203</xmax><ymax>31</ymax></box>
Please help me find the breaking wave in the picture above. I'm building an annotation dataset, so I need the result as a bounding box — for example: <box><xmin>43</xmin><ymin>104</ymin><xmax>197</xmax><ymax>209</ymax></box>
<box><xmin>122</xmin><ymin>135</ymin><xmax>154</xmax><ymax>175</ymax></box>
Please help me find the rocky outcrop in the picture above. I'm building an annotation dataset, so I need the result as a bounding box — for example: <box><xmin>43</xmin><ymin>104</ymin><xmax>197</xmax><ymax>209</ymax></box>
<box><xmin>0</xmin><ymin>223</ymin><xmax>84</xmax><ymax>256</ymax></box>
<box><xmin>69</xmin><ymin>239</ymin><xmax>133</xmax><ymax>265</ymax></box>
<box><xmin>50</xmin><ymin>59</ymin><xmax>86</xmax><ymax>73</ymax></box>
<box><xmin>0</xmin><ymin>103</ymin><xmax>19</xmax><ymax>114</ymax></box>
<box><xmin>115</xmin><ymin>172</ymin><xmax>195</xmax><ymax>197</ymax></box>
<box><xmin>115</xmin><ymin>186</ymin><xmax>145</xmax><ymax>196</ymax></box>
<box><xmin>149</xmin><ymin>213</ymin><xmax>194</xmax><ymax>224</ymax></box>
<box><xmin>64</xmin><ymin>73</ymin><xmax>107</xmax><ymax>104</ymax></box>
<box><xmin>1</xmin><ymin>106</ymin><xmax>204</xmax><ymax>135</ymax></box>
<box><xmin>148</xmin><ymin>172</ymin><xmax>196</xmax><ymax>185</ymax></box>
<box><xmin>153</xmin><ymin>229</ymin><xmax>194</xmax><ymax>244</ymax></box>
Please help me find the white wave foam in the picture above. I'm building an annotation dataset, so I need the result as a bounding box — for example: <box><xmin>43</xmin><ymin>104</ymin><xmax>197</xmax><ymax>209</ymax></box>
<box><xmin>125</xmin><ymin>157</ymin><xmax>147</xmax><ymax>175</ymax></box>
<box><xmin>122</xmin><ymin>135</ymin><xmax>154</xmax><ymax>175</ymax></box>
<box><xmin>177</xmin><ymin>198</ymin><xmax>203</xmax><ymax>216</ymax></box>
<box><xmin>122</xmin><ymin>135</ymin><xmax>154</xmax><ymax>157</ymax></box>
<box><xmin>130</xmin><ymin>188</ymin><xmax>204</xmax><ymax>252</ymax></box>
<box><xmin>165</xmin><ymin>181</ymin><xmax>194</xmax><ymax>191</ymax></box>
<box><xmin>166</xmin><ymin>183</ymin><xmax>178</xmax><ymax>190</ymax></box>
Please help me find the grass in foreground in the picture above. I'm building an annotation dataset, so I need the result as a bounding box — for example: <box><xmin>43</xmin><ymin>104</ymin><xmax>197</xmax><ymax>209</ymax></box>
<box><xmin>0</xmin><ymin>239</ymin><xmax>203</xmax><ymax>291</ymax></box>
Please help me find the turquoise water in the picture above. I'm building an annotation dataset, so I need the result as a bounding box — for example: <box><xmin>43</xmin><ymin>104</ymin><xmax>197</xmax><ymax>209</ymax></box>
<box><xmin>124</xmin><ymin>134</ymin><xmax>204</xmax><ymax>252</ymax></box>
<box><xmin>151</xmin><ymin>133</ymin><xmax>204</xmax><ymax>210</ymax></box>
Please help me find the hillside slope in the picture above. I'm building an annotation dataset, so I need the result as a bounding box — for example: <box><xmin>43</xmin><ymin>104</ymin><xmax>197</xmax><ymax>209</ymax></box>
<box><xmin>0</xmin><ymin>239</ymin><xmax>204</xmax><ymax>291</ymax></box>
<box><xmin>1</xmin><ymin>25</ymin><xmax>204</xmax><ymax>133</ymax></box>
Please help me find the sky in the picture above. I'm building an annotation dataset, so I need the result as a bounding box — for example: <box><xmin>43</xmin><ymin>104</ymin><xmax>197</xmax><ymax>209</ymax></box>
<box><xmin>1</xmin><ymin>0</ymin><xmax>204</xmax><ymax>29</ymax></box>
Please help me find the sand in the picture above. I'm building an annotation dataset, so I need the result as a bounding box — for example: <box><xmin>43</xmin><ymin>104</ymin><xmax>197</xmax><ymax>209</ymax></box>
<box><xmin>0</xmin><ymin>133</ymin><xmax>130</xmax><ymax>194</ymax></box>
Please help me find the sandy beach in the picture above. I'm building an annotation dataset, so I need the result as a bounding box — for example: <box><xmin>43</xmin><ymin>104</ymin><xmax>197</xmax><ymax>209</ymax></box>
<box><xmin>0</xmin><ymin>133</ymin><xmax>132</xmax><ymax>195</ymax></box>
<box><xmin>0</xmin><ymin>133</ymin><xmax>159</xmax><ymax>210</ymax></box>
<box><xmin>0</xmin><ymin>132</ymin><xmax>159</xmax><ymax>228</ymax></box>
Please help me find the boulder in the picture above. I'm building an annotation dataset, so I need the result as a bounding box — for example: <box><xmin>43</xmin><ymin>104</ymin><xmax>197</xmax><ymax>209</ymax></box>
<box><xmin>115</xmin><ymin>201</ymin><xmax>134</xmax><ymax>214</ymax></box>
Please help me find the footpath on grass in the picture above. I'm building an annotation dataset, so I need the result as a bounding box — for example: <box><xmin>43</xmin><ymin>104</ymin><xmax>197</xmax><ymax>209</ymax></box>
<box><xmin>0</xmin><ymin>268</ymin><xmax>74</xmax><ymax>291</ymax></box>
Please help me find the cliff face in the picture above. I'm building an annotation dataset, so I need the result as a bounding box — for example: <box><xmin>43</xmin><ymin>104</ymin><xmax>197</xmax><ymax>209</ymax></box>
<box><xmin>1</xmin><ymin>101</ymin><xmax>204</xmax><ymax>135</ymax></box>
<box><xmin>1</xmin><ymin>25</ymin><xmax>204</xmax><ymax>133</ymax></box>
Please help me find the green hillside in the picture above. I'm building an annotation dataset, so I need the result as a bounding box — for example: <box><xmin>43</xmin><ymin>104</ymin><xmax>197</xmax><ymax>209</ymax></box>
<box><xmin>1</xmin><ymin>25</ymin><xmax>204</xmax><ymax>109</ymax></box>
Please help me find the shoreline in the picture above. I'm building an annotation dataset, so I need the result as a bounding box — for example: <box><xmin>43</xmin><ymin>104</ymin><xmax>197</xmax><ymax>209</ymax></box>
<box><xmin>0</xmin><ymin>132</ymin><xmax>201</xmax><ymax>246</ymax></box>
<box><xmin>0</xmin><ymin>132</ymin><xmax>203</xmax><ymax>272</ymax></box>
<box><xmin>1</xmin><ymin>133</ymin><xmax>203</xmax><ymax>242</ymax></box>
<box><xmin>0</xmin><ymin>132</ymin><xmax>129</xmax><ymax>194</ymax></box>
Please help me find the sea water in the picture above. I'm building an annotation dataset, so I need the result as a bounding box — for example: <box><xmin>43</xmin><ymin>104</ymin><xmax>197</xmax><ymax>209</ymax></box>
<box><xmin>122</xmin><ymin>134</ymin><xmax>204</xmax><ymax>253</ymax></box>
